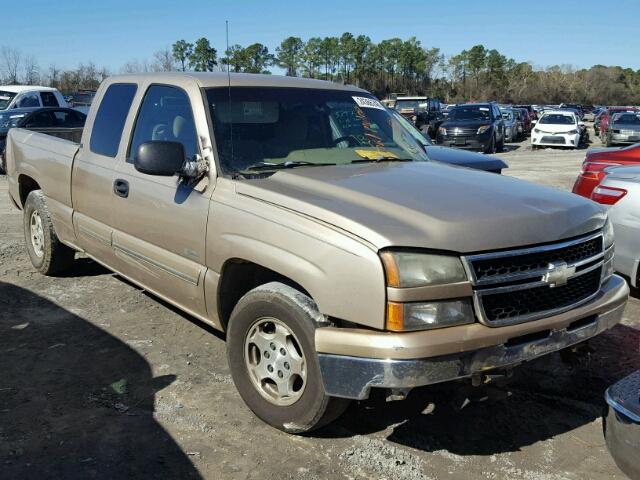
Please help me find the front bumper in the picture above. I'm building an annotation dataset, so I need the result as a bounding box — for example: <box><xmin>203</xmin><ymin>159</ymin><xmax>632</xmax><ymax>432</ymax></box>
<box><xmin>604</xmin><ymin>371</ymin><xmax>640</xmax><ymax>480</ymax></box>
<box><xmin>317</xmin><ymin>275</ymin><xmax>628</xmax><ymax>400</ymax></box>
<box><xmin>437</xmin><ymin>136</ymin><xmax>490</xmax><ymax>151</ymax></box>
<box><xmin>531</xmin><ymin>133</ymin><xmax>580</xmax><ymax>147</ymax></box>
<box><xmin>610</xmin><ymin>133</ymin><xmax>640</xmax><ymax>144</ymax></box>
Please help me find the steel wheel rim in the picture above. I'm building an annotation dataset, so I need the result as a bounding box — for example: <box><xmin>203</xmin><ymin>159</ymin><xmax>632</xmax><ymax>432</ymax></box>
<box><xmin>244</xmin><ymin>317</ymin><xmax>307</xmax><ymax>406</ymax></box>
<box><xmin>30</xmin><ymin>210</ymin><xmax>44</xmax><ymax>258</ymax></box>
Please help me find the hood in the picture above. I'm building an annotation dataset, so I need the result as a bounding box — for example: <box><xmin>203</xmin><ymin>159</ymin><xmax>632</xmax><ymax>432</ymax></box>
<box><xmin>441</xmin><ymin>118</ymin><xmax>490</xmax><ymax>129</ymax></box>
<box><xmin>425</xmin><ymin>146</ymin><xmax>507</xmax><ymax>172</ymax></box>
<box><xmin>535</xmin><ymin>123</ymin><xmax>578</xmax><ymax>133</ymax></box>
<box><xmin>235</xmin><ymin>162</ymin><xmax>605</xmax><ymax>253</ymax></box>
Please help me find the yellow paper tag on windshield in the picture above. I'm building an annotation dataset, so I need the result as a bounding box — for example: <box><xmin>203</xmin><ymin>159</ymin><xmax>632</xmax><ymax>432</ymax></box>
<box><xmin>355</xmin><ymin>150</ymin><xmax>398</xmax><ymax>160</ymax></box>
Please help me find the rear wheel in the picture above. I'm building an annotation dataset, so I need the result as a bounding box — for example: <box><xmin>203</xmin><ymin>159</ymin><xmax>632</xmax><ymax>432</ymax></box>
<box><xmin>226</xmin><ymin>282</ymin><xmax>349</xmax><ymax>433</ymax></box>
<box><xmin>23</xmin><ymin>190</ymin><xmax>75</xmax><ymax>275</ymax></box>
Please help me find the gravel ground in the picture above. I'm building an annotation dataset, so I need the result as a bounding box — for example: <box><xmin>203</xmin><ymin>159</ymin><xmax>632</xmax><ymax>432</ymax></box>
<box><xmin>1</xmin><ymin>125</ymin><xmax>638</xmax><ymax>480</ymax></box>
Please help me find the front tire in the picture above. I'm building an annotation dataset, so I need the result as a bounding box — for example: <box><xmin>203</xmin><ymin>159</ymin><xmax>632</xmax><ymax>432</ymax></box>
<box><xmin>484</xmin><ymin>135</ymin><xmax>496</xmax><ymax>154</ymax></box>
<box><xmin>226</xmin><ymin>282</ymin><xmax>349</xmax><ymax>433</ymax></box>
<box><xmin>23</xmin><ymin>190</ymin><xmax>75</xmax><ymax>275</ymax></box>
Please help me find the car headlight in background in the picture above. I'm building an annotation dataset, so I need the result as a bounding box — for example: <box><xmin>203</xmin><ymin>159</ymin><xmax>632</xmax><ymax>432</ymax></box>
<box><xmin>387</xmin><ymin>299</ymin><xmax>474</xmax><ymax>331</ymax></box>
<box><xmin>567</xmin><ymin>129</ymin><xmax>579</xmax><ymax>135</ymax></box>
<box><xmin>533</xmin><ymin>128</ymin><xmax>540</xmax><ymax>133</ymax></box>
<box><xmin>438</xmin><ymin>127</ymin><xmax>447</xmax><ymax>136</ymax></box>
<box><xmin>380</xmin><ymin>252</ymin><xmax>467</xmax><ymax>288</ymax></box>
<box><xmin>477</xmin><ymin>125</ymin><xmax>491</xmax><ymax>134</ymax></box>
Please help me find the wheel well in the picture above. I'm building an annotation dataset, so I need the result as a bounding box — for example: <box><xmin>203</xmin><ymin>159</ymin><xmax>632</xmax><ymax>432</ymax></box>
<box><xmin>217</xmin><ymin>260</ymin><xmax>309</xmax><ymax>332</ymax></box>
<box><xmin>18</xmin><ymin>175</ymin><xmax>41</xmax><ymax>206</ymax></box>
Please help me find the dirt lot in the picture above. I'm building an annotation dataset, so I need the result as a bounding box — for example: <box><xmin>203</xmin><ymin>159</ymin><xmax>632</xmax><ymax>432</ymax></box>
<box><xmin>1</xmin><ymin>127</ymin><xmax>639</xmax><ymax>480</ymax></box>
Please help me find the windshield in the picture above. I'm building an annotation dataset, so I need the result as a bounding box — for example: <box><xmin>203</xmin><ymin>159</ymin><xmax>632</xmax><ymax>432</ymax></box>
<box><xmin>448</xmin><ymin>106</ymin><xmax>491</xmax><ymax>121</ymax></box>
<box><xmin>389</xmin><ymin>109</ymin><xmax>432</xmax><ymax>146</ymax></box>
<box><xmin>613</xmin><ymin>113</ymin><xmax>640</xmax><ymax>125</ymax></box>
<box><xmin>394</xmin><ymin>100</ymin><xmax>424</xmax><ymax>111</ymax></box>
<box><xmin>0</xmin><ymin>91</ymin><xmax>17</xmax><ymax>110</ymax></box>
<box><xmin>0</xmin><ymin>111</ymin><xmax>27</xmax><ymax>133</ymax></box>
<box><xmin>539</xmin><ymin>114</ymin><xmax>575</xmax><ymax>125</ymax></box>
<box><xmin>206</xmin><ymin>87</ymin><xmax>428</xmax><ymax>176</ymax></box>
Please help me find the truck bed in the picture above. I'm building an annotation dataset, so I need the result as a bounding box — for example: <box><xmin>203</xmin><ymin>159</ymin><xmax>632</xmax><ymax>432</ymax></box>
<box><xmin>6</xmin><ymin>127</ymin><xmax>80</xmax><ymax>213</ymax></box>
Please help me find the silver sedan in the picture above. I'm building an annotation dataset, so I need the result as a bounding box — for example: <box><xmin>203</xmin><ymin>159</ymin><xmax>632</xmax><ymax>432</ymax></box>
<box><xmin>604</xmin><ymin>112</ymin><xmax>640</xmax><ymax>146</ymax></box>
<box><xmin>592</xmin><ymin>165</ymin><xmax>640</xmax><ymax>287</ymax></box>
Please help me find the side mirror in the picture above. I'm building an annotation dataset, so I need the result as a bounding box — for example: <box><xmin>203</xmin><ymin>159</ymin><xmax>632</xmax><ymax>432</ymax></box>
<box><xmin>134</xmin><ymin>141</ymin><xmax>185</xmax><ymax>176</ymax></box>
<box><xmin>579</xmin><ymin>122</ymin><xmax>585</xmax><ymax>127</ymax></box>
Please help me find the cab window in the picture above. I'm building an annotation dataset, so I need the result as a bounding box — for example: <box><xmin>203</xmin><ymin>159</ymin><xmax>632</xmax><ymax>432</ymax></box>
<box><xmin>40</xmin><ymin>91</ymin><xmax>59</xmax><ymax>107</ymax></box>
<box><xmin>89</xmin><ymin>83</ymin><xmax>137</xmax><ymax>157</ymax></box>
<box><xmin>128</xmin><ymin>85</ymin><xmax>198</xmax><ymax>162</ymax></box>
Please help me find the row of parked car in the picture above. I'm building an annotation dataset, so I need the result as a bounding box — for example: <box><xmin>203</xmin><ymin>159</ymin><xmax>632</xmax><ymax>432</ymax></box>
<box><xmin>0</xmin><ymin>85</ymin><xmax>93</xmax><ymax>172</ymax></box>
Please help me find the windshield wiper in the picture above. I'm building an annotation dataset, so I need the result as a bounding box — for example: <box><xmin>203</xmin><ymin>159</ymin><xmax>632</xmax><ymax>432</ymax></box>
<box><xmin>240</xmin><ymin>161</ymin><xmax>337</xmax><ymax>173</ymax></box>
<box><xmin>350</xmin><ymin>156</ymin><xmax>414</xmax><ymax>163</ymax></box>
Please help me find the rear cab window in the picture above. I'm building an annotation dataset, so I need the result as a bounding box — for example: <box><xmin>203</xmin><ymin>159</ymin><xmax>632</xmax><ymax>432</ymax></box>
<box><xmin>89</xmin><ymin>83</ymin><xmax>137</xmax><ymax>157</ymax></box>
<box><xmin>40</xmin><ymin>91</ymin><xmax>59</xmax><ymax>107</ymax></box>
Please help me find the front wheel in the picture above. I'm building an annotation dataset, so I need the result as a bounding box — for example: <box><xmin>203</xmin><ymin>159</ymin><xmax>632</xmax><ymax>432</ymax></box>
<box><xmin>23</xmin><ymin>190</ymin><xmax>75</xmax><ymax>275</ymax></box>
<box><xmin>484</xmin><ymin>135</ymin><xmax>496</xmax><ymax>154</ymax></box>
<box><xmin>226</xmin><ymin>282</ymin><xmax>349</xmax><ymax>433</ymax></box>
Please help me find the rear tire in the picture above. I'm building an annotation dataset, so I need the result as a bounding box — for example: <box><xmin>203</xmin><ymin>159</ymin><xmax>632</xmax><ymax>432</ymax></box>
<box><xmin>23</xmin><ymin>190</ymin><xmax>75</xmax><ymax>275</ymax></box>
<box><xmin>226</xmin><ymin>282</ymin><xmax>350</xmax><ymax>433</ymax></box>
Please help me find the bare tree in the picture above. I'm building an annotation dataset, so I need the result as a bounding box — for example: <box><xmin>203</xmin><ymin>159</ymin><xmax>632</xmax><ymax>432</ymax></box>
<box><xmin>152</xmin><ymin>48</ymin><xmax>176</xmax><ymax>72</ymax></box>
<box><xmin>23</xmin><ymin>55</ymin><xmax>40</xmax><ymax>85</ymax></box>
<box><xmin>1</xmin><ymin>46</ymin><xmax>21</xmax><ymax>84</ymax></box>
<box><xmin>120</xmin><ymin>59</ymin><xmax>152</xmax><ymax>74</ymax></box>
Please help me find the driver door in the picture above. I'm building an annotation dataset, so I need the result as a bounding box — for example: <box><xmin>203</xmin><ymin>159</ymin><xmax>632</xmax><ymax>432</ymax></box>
<box><xmin>109</xmin><ymin>83</ymin><xmax>213</xmax><ymax>319</ymax></box>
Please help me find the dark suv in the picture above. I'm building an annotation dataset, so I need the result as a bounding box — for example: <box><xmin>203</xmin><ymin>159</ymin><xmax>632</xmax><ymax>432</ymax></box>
<box><xmin>394</xmin><ymin>96</ymin><xmax>444</xmax><ymax>138</ymax></box>
<box><xmin>436</xmin><ymin>103</ymin><xmax>505</xmax><ymax>153</ymax></box>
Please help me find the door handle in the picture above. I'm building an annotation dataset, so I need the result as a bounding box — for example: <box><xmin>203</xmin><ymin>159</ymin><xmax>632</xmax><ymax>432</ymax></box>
<box><xmin>113</xmin><ymin>179</ymin><xmax>129</xmax><ymax>198</ymax></box>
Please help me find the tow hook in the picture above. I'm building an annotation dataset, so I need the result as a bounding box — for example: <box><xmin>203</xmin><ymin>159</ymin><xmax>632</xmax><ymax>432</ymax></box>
<box><xmin>386</xmin><ymin>388</ymin><xmax>412</xmax><ymax>402</ymax></box>
<box><xmin>451</xmin><ymin>370</ymin><xmax>514</xmax><ymax>411</ymax></box>
<box><xmin>560</xmin><ymin>341</ymin><xmax>594</xmax><ymax>365</ymax></box>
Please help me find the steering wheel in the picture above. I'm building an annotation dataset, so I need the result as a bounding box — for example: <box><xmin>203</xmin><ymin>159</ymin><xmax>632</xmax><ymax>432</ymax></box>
<box><xmin>332</xmin><ymin>135</ymin><xmax>360</xmax><ymax>147</ymax></box>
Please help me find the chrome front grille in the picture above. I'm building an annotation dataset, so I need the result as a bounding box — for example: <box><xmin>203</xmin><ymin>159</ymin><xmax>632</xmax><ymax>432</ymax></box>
<box><xmin>462</xmin><ymin>232</ymin><xmax>606</xmax><ymax>326</ymax></box>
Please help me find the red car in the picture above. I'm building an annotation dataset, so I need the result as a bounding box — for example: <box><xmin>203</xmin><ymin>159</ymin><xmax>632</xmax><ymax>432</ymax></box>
<box><xmin>598</xmin><ymin>107</ymin><xmax>639</xmax><ymax>138</ymax></box>
<box><xmin>572</xmin><ymin>143</ymin><xmax>640</xmax><ymax>198</ymax></box>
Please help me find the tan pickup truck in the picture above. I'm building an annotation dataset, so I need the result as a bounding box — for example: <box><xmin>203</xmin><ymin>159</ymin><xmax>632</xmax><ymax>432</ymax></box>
<box><xmin>5</xmin><ymin>73</ymin><xmax>629</xmax><ymax>433</ymax></box>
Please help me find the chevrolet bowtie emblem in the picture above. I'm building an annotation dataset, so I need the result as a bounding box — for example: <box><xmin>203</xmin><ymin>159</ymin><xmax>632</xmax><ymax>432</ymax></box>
<box><xmin>542</xmin><ymin>261</ymin><xmax>576</xmax><ymax>287</ymax></box>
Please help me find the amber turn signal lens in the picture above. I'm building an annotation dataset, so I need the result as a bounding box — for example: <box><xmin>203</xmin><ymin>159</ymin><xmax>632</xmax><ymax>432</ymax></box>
<box><xmin>380</xmin><ymin>252</ymin><xmax>401</xmax><ymax>288</ymax></box>
<box><xmin>386</xmin><ymin>302</ymin><xmax>404</xmax><ymax>331</ymax></box>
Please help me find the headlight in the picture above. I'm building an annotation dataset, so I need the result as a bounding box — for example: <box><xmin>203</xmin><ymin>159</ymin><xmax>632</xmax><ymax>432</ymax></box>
<box><xmin>603</xmin><ymin>217</ymin><xmax>614</xmax><ymax>248</ymax></box>
<box><xmin>477</xmin><ymin>125</ymin><xmax>491</xmax><ymax>134</ymax></box>
<box><xmin>568</xmin><ymin>129</ymin><xmax>579</xmax><ymax>135</ymax></box>
<box><xmin>438</xmin><ymin>127</ymin><xmax>447</xmax><ymax>136</ymax></box>
<box><xmin>533</xmin><ymin>128</ymin><xmax>540</xmax><ymax>133</ymax></box>
<box><xmin>387</xmin><ymin>299</ymin><xmax>474</xmax><ymax>331</ymax></box>
<box><xmin>380</xmin><ymin>252</ymin><xmax>467</xmax><ymax>288</ymax></box>
<box><xmin>602</xmin><ymin>217</ymin><xmax>615</xmax><ymax>283</ymax></box>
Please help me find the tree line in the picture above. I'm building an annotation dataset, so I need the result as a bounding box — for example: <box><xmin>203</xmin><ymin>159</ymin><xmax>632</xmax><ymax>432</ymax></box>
<box><xmin>2</xmin><ymin>34</ymin><xmax>640</xmax><ymax>105</ymax></box>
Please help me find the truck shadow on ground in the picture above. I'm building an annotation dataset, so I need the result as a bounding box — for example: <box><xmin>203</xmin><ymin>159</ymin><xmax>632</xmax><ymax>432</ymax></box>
<box><xmin>329</xmin><ymin>323</ymin><xmax>640</xmax><ymax>456</ymax></box>
<box><xmin>0</xmin><ymin>281</ymin><xmax>202</xmax><ymax>479</ymax></box>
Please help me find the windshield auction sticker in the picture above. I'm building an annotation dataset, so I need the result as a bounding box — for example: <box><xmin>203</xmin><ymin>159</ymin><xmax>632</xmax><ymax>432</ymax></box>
<box><xmin>352</xmin><ymin>96</ymin><xmax>385</xmax><ymax>110</ymax></box>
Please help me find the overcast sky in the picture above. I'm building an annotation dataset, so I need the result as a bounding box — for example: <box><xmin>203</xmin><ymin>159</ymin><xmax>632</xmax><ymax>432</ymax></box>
<box><xmin>5</xmin><ymin>0</ymin><xmax>639</xmax><ymax>72</ymax></box>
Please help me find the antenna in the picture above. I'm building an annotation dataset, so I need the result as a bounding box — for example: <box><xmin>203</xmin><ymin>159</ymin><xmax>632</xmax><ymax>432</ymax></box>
<box><xmin>226</xmin><ymin>20</ymin><xmax>234</xmax><ymax>166</ymax></box>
